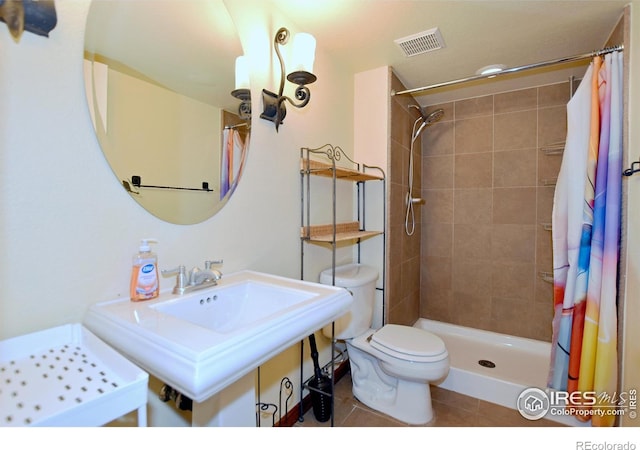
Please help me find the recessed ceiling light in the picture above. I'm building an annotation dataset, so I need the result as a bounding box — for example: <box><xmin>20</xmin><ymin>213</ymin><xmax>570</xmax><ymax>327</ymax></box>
<box><xmin>476</xmin><ymin>64</ymin><xmax>507</xmax><ymax>77</ymax></box>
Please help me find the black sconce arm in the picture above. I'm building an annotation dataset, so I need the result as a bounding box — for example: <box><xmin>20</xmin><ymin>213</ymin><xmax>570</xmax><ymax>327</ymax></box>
<box><xmin>261</xmin><ymin>27</ymin><xmax>317</xmax><ymax>131</ymax></box>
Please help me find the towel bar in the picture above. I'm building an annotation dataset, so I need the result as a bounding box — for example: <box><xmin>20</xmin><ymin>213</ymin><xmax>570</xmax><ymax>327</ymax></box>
<box><xmin>128</xmin><ymin>175</ymin><xmax>213</xmax><ymax>192</ymax></box>
<box><xmin>623</xmin><ymin>160</ymin><xmax>640</xmax><ymax>177</ymax></box>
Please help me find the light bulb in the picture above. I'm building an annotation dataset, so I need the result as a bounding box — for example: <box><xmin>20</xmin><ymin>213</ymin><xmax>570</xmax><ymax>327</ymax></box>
<box><xmin>291</xmin><ymin>33</ymin><xmax>316</xmax><ymax>73</ymax></box>
<box><xmin>235</xmin><ymin>56</ymin><xmax>250</xmax><ymax>90</ymax></box>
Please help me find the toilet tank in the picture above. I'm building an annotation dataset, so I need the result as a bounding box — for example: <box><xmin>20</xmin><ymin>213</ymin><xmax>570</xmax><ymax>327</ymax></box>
<box><xmin>320</xmin><ymin>264</ymin><xmax>378</xmax><ymax>340</ymax></box>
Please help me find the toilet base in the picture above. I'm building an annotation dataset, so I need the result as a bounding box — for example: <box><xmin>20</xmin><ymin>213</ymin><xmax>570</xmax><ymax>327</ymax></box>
<box><xmin>347</xmin><ymin>341</ymin><xmax>436</xmax><ymax>425</ymax></box>
<box><xmin>352</xmin><ymin>376</ymin><xmax>434</xmax><ymax>425</ymax></box>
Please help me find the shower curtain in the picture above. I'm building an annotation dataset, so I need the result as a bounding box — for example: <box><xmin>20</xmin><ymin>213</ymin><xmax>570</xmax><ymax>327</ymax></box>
<box><xmin>220</xmin><ymin>128</ymin><xmax>246</xmax><ymax>199</ymax></box>
<box><xmin>548</xmin><ymin>51</ymin><xmax>623</xmax><ymax>427</ymax></box>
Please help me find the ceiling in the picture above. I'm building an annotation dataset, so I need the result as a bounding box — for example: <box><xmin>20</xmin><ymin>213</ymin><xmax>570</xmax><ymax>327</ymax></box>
<box><xmin>85</xmin><ymin>1</ymin><xmax>628</xmax><ymax>112</ymax></box>
<box><xmin>268</xmin><ymin>0</ymin><xmax>628</xmax><ymax>107</ymax></box>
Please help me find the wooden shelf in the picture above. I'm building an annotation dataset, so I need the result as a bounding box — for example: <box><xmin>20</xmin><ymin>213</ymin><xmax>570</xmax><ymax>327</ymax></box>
<box><xmin>300</xmin><ymin>159</ymin><xmax>384</xmax><ymax>182</ymax></box>
<box><xmin>301</xmin><ymin>222</ymin><xmax>382</xmax><ymax>243</ymax></box>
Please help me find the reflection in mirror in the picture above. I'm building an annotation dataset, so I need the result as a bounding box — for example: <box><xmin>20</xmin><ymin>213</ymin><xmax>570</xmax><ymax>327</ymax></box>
<box><xmin>83</xmin><ymin>0</ymin><xmax>250</xmax><ymax>224</ymax></box>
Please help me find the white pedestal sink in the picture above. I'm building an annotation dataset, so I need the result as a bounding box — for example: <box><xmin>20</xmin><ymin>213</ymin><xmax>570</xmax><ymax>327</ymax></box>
<box><xmin>83</xmin><ymin>270</ymin><xmax>352</xmax><ymax>426</ymax></box>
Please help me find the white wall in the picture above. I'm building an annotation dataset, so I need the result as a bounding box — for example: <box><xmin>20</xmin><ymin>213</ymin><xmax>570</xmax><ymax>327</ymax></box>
<box><xmin>354</xmin><ymin>66</ymin><xmax>390</xmax><ymax>327</ymax></box>
<box><xmin>621</xmin><ymin>0</ymin><xmax>640</xmax><ymax>427</ymax></box>
<box><xmin>0</xmin><ymin>0</ymin><xmax>354</xmax><ymax>424</ymax></box>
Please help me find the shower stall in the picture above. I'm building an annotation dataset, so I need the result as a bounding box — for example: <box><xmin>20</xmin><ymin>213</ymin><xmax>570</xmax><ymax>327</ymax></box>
<box><xmin>389</xmin><ymin>78</ymin><xmax>565</xmax><ymax>340</ymax></box>
<box><xmin>386</xmin><ymin>17</ymin><xmax>628</xmax><ymax>424</ymax></box>
<box><xmin>387</xmin><ymin>73</ymin><xmax>568</xmax><ymax>340</ymax></box>
<box><xmin>416</xmin><ymin>83</ymin><xmax>565</xmax><ymax>342</ymax></box>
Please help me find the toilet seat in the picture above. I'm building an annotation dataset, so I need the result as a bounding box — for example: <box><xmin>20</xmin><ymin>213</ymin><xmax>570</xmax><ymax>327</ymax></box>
<box><xmin>370</xmin><ymin>324</ymin><xmax>447</xmax><ymax>363</ymax></box>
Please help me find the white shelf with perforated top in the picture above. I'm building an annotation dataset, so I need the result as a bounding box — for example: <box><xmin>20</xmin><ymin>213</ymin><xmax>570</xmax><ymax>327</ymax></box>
<box><xmin>0</xmin><ymin>324</ymin><xmax>148</xmax><ymax>427</ymax></box>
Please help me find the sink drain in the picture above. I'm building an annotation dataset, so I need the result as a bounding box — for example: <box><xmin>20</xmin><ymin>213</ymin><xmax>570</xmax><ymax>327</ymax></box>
<box><xmin>478</xmin><ymin>359</ymin><xmax>496</xmax><ymax>368</ymax></box>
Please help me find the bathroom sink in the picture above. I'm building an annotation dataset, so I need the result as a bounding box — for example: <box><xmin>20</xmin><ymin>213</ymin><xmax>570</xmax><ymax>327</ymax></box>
<box><xmin>152</xmin><ymin>279</ymin><xmax>318</xmax><ymax>334</ymax></box>
<box><xmin>84</xmin><ymin>270</ymin><xmax>352</xmax><ymax>403</ymax></box>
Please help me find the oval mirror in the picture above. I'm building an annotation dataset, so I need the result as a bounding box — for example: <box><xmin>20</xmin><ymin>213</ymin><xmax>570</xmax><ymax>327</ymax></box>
<box><xmin>83</xmin><ymin>0</ymin><xmax>250</xmax><ymax>225</ymax></box>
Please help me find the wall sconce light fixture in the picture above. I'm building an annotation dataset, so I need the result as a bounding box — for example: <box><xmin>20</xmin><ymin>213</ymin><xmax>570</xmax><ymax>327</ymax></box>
<box><xmin>231</xmin><ymin>55</ymin><xmax>251</xmax><ymax>120</ymax></box>
<box><xmin>260</xmin><ymin>27</ymin><xmax>317</xmax><ymax>131</ymax></box>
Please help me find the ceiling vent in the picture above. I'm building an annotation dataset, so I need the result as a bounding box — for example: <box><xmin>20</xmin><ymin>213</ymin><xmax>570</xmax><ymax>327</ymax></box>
<box><xmin>394</xmin><ymin>27</ymin><xmax>445</xmax><ymax>57</ymax></box>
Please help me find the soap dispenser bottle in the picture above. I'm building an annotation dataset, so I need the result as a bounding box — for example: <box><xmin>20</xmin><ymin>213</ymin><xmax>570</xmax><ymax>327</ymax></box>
<box><xmin>130</xmin><ymin>238</ymin><xmax>159</xmax><ymax>301</ymax></box>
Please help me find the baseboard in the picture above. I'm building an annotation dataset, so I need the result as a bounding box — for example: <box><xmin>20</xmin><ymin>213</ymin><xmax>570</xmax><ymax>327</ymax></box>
<box><xmin>274</xmin><ymin>360</ymin><xmax>350</xmax><ymax>427</ymax></box>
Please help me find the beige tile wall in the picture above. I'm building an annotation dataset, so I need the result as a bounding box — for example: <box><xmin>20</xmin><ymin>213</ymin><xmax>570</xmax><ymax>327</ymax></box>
<box><xmin>419</xmin><ymin>82</ymin><xmax>571</xmax><ymax>341</ymax></box>
<box><xmin>387</xmin><ymin>73</ymin><xmax>423</xmax><ymax>326</ymax></box>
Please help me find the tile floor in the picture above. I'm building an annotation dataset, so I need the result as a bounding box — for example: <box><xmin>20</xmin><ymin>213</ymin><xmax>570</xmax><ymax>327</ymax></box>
<box><xmin>295</xmin><ymin>371</ymin><xmax>562</xmax><ymax>427</ymax></box>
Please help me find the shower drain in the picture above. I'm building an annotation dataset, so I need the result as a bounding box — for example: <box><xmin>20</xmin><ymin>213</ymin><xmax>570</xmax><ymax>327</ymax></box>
<box><xmin>478</xmin><ymin>359</ymin><xmax>496</xmax><ymax>368</ymax></box>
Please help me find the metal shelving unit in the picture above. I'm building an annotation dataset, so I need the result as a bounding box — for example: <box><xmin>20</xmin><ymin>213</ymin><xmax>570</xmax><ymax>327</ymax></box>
<box><xmin>298</xmin><ymin>144</ymin><xmax>386</xmax><ymax>426</ymax></box>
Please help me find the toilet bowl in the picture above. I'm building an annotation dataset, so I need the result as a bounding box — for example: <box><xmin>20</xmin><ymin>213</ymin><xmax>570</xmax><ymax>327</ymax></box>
<box><xmin>320</xmin><ymin>264</ymin><xmax>449</xmax><ymax>425</ymax></box>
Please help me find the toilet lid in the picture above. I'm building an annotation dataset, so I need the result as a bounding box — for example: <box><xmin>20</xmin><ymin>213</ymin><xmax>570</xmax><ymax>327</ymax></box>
<box><xmin>370</xmin><ymin>324</ymin><xmax>447</xmax><ymax>360</ymax></box>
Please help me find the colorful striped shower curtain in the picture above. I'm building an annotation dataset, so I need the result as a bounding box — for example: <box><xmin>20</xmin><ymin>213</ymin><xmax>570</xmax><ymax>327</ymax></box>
<box><xmin>220</xmin><ymin>128</ymin><xmax>246</xmax><ymax>199</ymax></box>
<box><xmin>548</xmin><ymin>51</ymin><xmax>623</xmax><ymax>427</ymax></box>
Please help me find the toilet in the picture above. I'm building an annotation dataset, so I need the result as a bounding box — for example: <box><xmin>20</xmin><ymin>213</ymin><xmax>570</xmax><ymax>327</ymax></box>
<box><xmin>321</xmin><ymin>264</ymin><xmax>449</xmax><ymax>425</ymax></box>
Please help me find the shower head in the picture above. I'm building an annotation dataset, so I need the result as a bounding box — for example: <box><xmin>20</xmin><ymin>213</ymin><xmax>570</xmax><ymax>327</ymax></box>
<box><xmin>409</xmin><ymin>104</ymin><xmax>445</xmax><ymax>126</ymax></box>
<box><xmin>425</xmin><ymin>108</ymin><xmax>445</xmax><ymax>125</ymax></box>
<box><xmin>409</xmin><ymin>105</ymin><xmax>445</xmax><ymax>141</ymax></box>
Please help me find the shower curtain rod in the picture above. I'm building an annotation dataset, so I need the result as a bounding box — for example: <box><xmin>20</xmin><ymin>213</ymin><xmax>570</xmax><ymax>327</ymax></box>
<box><xmin>392</xmin><ymin>44</ymin><xmax>624</xmax><ymax>97</ymax></box>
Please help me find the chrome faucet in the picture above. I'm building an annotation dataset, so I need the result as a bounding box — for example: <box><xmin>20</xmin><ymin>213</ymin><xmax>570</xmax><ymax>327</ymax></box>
<box><xmin>162</xmin><ymin>259</ymin><xmax>223</xmax><ymax>295</ymax></box>
<box><xmin>189</xmin><ymin>260</ymin><xmax>223</xmax><ymax>286</ymax></box>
